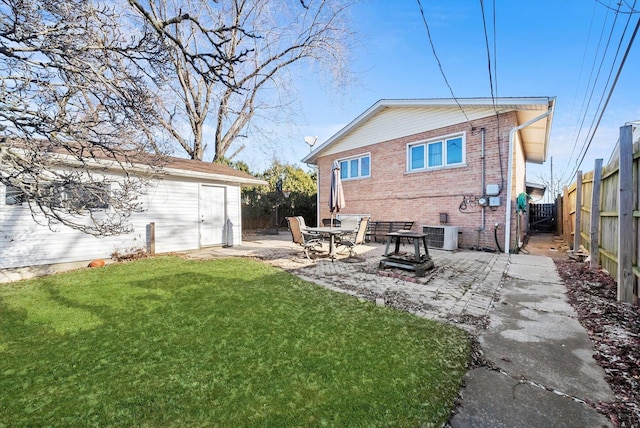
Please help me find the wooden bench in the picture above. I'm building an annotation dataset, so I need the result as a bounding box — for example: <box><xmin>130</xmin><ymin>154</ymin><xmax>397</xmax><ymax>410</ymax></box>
<box><xmin>366</xmin><ymin>221</ymin><xmax>414</xmax><ymax>242</ymax></box>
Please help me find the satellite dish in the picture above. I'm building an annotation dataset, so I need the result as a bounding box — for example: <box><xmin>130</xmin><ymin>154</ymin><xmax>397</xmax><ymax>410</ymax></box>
<box><xmin>304</xmin><ymin>136</ymin><xmax>318</xmax><ymax>147</ymax></box>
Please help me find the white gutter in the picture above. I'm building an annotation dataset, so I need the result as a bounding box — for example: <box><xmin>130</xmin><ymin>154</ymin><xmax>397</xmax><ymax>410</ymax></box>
<box><xmin>504</xmin><ymin>107</ymin><xmax>553</xmax><ymax>253</ymax></box>
<box><xmin>316</xmin><ymin>171</ymin><xmax>321</xmax><ymax>227</ymax></box>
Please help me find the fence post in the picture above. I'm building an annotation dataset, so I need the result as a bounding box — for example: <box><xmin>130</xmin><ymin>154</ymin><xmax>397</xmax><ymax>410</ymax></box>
<box><xmin>148</xmin><ymin>222</ymin><xmax>156</xmax><ymax>256</ymax></box>
<box><xmin>573</xmin><ymin>171</ymin><xmax>582</xmax><ymax>252</ymax></box>
<box><xmin>618</xmin><ymin>125</ymin><xmax>633</xmax><ymax>303</ymax></box>
<box><xmin>590</xmin><ymin>159</ymin><xmax>603</xmax><ymax>269</ymax></box>
<box><xmin>563</xmin><ymin>186</ymin><xmax>571</xmax><ymax>246</ymax></box>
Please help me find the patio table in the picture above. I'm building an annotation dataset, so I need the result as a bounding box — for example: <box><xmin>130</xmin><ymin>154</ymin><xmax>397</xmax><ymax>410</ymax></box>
<box><xmin>302</xmin><ymin>226</ymin><xmax>351</xmax><ymax>260</ymax></box>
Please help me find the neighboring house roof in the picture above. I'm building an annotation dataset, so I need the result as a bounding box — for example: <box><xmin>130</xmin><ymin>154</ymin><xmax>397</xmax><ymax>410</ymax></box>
<box><xmin>525</xmin><ymin>181</ymin><xmax>546</xmax><ymax>200</ymax></box>
<box><xmin>302</xmin><ymin>97</ymin><xmax>556</xmax><ymax>165</ymax></box>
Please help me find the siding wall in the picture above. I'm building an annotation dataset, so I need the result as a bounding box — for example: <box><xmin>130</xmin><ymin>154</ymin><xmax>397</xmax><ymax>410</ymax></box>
<box><xmin>143</xmin><ymin>178</ymin><xmax>200</xmax><ymax>254</ymax></box>
<box><xmin>317</xmin><ymin>112</ymin><xmax>519</xmax><ymax>250</ymax></box>
<box><xmin>0</xmin><ymin>172</ymin><xmax>243</xmax><ymax>270</ymax></box>
<box><xmin>225</xmin><ymin>185</ymin><xmax>242</xmax><ymax>246</ymax></box>
<box><xmin>323</xmin><ymin>107</ymin><xmax>509</xmax><ymax>157</ymax></box>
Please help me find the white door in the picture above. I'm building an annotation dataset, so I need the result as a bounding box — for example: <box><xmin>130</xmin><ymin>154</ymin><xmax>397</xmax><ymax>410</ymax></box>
<box><xmin>200</xmin><ymin>185</ymin><xmax>226</xmax><ymax>246</ymax></box>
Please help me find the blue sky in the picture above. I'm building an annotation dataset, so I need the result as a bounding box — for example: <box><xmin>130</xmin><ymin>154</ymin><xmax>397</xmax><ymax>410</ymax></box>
<box><xmin>234</xmin><ymin>0</ymin><xmax>640</xmax><ymax>192</ymax></box>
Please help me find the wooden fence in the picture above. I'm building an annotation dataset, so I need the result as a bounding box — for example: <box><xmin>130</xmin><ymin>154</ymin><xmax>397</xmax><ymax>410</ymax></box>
<box><xmin>560</xmin><ymin>124</ymin><xmax>638</xmax><ymax>305</ymax></box>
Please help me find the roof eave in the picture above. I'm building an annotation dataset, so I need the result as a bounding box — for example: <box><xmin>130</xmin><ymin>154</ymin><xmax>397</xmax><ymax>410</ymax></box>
<box><xmin>162</xmin><ymin>166</ymin><xmax>267</xmax><ymax>186</ymax></box>
<box><xmin>27</xmin><ymin>151</ymin><xmax>267</xmax><ymax>187</ymax></box>
<box><xmin>301</xmin><ymin>96</ymin><xmax>557</xmax><ymax>165</ymax></box>
<box><xmin>522</xmin><ymin>96</ymin><xmax>556</xmax><ymax>164</ymax></box>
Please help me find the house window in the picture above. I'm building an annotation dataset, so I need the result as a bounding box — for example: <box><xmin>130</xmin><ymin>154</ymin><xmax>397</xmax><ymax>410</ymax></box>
<box><xmin>410</xmin><ymin>145</ymin><xmax>425</xmax><ymax>170</ymax></box>
<box><xmin>408</xmin><ymin>134</ymin><xmax>465</xmax><ymax>171</ymax></box>
<box><xmin>58</xmin><ymin>182</ymin><xmax>111</xmax><ymax>210</ymax></box>
<box><xmin>339</xmin><ymin>154</ymin><xmax>370</xmax><ymax>180</ymax></box>
<box><xmin>4</xmin><ymin>182</ymin><xmax>110</xmax><ymax>210</ymax></box>
<box><xmin>427</xmin><ymin>142</ymin><xmax>442</xmax><ymax>167</ymax></box>
<box><xmin>4</xmin><ymin>185</ymin><xmax>27</xmax><ymax>205</ymax></box>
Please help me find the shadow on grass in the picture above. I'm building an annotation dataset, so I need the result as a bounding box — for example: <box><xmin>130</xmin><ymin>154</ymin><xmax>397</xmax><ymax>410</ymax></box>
<box><xmin>0</xmin><ymin>257</ymin><xmax>470</xmax><ymax>427</ymax></box>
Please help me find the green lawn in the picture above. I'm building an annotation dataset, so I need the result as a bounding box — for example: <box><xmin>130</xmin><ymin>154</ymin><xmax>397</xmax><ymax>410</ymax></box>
<box><xmin>0</xmin><ymin>257</ymin><xmax>470</xmax><ymax>427</ymax></box>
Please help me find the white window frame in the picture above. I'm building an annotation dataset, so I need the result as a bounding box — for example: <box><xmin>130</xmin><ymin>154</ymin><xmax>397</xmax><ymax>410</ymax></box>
<box><xmin>338</xmin><ymin>153</ymin><xmax>371</xmax><ymax>180</ymax></box>
<box><xmin>3</xmin><ymin>181</ymin><xmax>111</xmax><ymax>210</ymax></box>
<box><xmin>407</xmin><ymin>132</ymin><xmax>466</xmax><ymax>172</ymax></box>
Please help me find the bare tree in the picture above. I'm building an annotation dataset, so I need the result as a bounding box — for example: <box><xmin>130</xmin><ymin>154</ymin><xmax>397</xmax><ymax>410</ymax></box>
<box><xmin>0</xmin><ymin>0</ymin><xmax>173</xmax><ymax>235</ymax></box>
<box><xmin>132</xmin><ymin>0</ymin><xmax>354</xmax><ymax>162</ymax></box>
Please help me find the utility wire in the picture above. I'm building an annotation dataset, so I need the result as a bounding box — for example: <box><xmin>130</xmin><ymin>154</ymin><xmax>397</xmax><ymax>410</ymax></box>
<box><xmin>480</xmin><ymin>0</ymin><xmax>496</xmax><ymax>103</ymax></box>
<box><xmin>491</xmin><ymin>0</ymin><xmax>504</xmax><ymax>192</ymax></box>
<box><xmin>568</xmin><ymin>1</ymin><xmax>598</xmax><ymax>123</ymax></box>
<box><xmin>561</xmin><ymin>1</ymin><xmax>621</xmax><ymax>183</ymax></box>
<box><xmin>570</xmin><ymin>0</ymin><xmax>637</xmax><ymax>178</ymax></box>
<box><xmin>492</xmin><ymin>0</ymin><xmax>498</xmax><ymax>98</ymax></box>
<box><xmin>570</xmin><ymin>5</ymin><xmax>640</xmax><ymax>178</ymax></box>
<box><xmin>479</xmin><ymin>0</ymin><xmax>505</xmax><ymax>192</ymax></box>
<box><xmin>416</xmin><ymin>0</ymin><xmax>472</xmax><ymax>126</ymax></box>
<box><xmin>597</xmin><ymin>0</ymin><xmax>639</xmax><ymax>13</ymax></box>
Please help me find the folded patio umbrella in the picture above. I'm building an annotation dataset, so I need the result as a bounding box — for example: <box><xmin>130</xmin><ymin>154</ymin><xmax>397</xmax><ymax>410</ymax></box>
<box><xmin>328</xmin><ymin>160</ymin><xmax>345</xmax><ymax>227</ymax></box>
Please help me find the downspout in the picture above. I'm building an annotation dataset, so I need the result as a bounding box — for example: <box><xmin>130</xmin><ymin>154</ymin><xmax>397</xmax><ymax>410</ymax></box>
<box><xmin>480</xmin><ymin>128</ymin><xmax>486</xmax><ymax>231</ymax></box>
<box><xmin>504</xmin><ymin>107</ymin><xmax>553</xmax><ymax>253</ymax></box>
<box><xmin>477</xmin><ymin>128</ymin><xmax>486</xmax><ymax>250</ymax></box>
<box><xmin>315</xmin><ymin>166</ymin><xmax>320</xmax><ymax>226</ymax></box>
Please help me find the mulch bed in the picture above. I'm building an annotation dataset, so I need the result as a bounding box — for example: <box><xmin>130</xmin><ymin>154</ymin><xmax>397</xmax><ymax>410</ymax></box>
<box><xmin>555</xmin><ymin>259</ymin><xmax>640</xmax><ymax>427</ymax></box>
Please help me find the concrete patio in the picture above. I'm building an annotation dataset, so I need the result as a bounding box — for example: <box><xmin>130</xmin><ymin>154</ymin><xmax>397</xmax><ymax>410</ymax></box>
<box><xmin>183</xmin><ymin>232</ymin><xmax>508</xmax><ymax>334</ymax></box>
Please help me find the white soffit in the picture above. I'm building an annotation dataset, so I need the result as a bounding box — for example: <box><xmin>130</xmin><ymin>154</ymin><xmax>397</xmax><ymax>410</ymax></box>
<box><xmin>516</xmin><ymin>108</ymin><xmax>554</xmax><ymax>164</ymax></box>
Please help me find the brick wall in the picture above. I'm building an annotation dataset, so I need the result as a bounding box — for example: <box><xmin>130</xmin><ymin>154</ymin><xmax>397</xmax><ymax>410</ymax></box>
<box><xmin>317</xmin><ymin>112</ymin><xmax>519</xmax><ymax>250</ymax></box>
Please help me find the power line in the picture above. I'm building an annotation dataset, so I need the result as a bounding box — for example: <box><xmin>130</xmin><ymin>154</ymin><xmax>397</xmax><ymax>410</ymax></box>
<box><xmin>560</xmin><ymin>1</ymin><xmax>622</xmax><ymax>183</ymax></box>
<box><xmin>569</xmin><ymin>6</ymin><xmax>640</xmax><ymax>178</ymax></box>
<box><xmin>570</xmin><ymin>0</ymin><xmax>638</xmax><ymax>178</ymax></box>
<box><xmin>479</xmin><ymin>0</ymin><xmax>496</xmax><ymax>103</ymax></box>
<box><xmin>492</xmin><ymin>0</ymin><xmax>498</xmax><ymax>98</ymax></box>
<box><xmin>415</xmin><ymin>0</ymin><xmax>472</xmax><ymax>126</ymax></box>
<box><xmin>596</xmin><ymin>0</ymin><xmax>640</xmax><ymax>13</ymax></box>
<box><xmin>492</xmin><ymin>0</ymin><xmax>505</xmax><ymax>193</ymax></box>
<box><xmin>479</xmin><ymin>0</ymin><xmax>505</xmax><ymax>191</ymax></box>
<box><xmin>568</xmin><ymin>1</ymin><xmax>598</xmax><ymax>123</ymax></box>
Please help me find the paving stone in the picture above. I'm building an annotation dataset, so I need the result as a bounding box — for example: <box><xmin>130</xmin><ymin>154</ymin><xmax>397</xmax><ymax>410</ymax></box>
<box><xmin>183</xmin><ymin>238</ymin><xmax>509</xmax><ymax>334</ymax></box>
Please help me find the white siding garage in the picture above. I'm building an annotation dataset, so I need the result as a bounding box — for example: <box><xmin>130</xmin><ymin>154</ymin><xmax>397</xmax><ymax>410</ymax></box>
<box><xmin>0</xmin><ymin>157</ymin><xmax>265</xmax><ymax>274</ymax></box>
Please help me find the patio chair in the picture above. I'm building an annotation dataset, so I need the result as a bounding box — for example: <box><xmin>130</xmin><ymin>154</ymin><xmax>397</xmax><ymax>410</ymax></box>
<box><xmin>286</xmin><ymin>217</ymin><xmax>323</xmax><ymax>260</ymax></box>
<box><xmin>296</xmin><ymin>216</ymin><xmax>323</xmax><ymax>241</ymax></box>
<box><xmin>340</xmin><ymin>217</ymin><xmax>369</xmax><ymax>257</ymax></box>
<box><xmin>296</xmin><ymin>216</ymin><xmax>317</xmax><ymax>233</ymax></box>
<box><xmin>338</xmin><ymin>216</ymin><xmax>359</xmax><ymax>232</ymax></box>
<box><xmin>322</xmin><ymin>218</ymin><xmax>341</xmax><ymax>227</ymax></box>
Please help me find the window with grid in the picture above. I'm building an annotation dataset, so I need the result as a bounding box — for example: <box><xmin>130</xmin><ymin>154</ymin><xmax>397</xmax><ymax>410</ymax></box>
<box><xmin>4</xmin><ymin>182</ymin><xmax>110</xmax><ymax>210</ymax></box>
<box><xmin>408</xmin><ymin>134</ymin><xmax>465</xmax><ymax>171</ymax></box>
<box><xmin>338</xmin><ymin>154</ymin><xmax>370</xmax><ymax>180</ymax></box>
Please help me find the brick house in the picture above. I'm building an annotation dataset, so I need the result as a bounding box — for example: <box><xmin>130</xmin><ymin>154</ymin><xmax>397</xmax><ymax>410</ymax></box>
<box><xmin>301</xmin><ymin>97</ymin><xmax>556</xmax><ymax>253</ymax></box>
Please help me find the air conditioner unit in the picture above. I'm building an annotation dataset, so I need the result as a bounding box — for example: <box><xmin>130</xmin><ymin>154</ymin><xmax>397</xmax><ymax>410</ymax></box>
<box><xmin>422</xmin><ymin>225</ymin><xmax>458</xmax><ymax>250</ymax></box>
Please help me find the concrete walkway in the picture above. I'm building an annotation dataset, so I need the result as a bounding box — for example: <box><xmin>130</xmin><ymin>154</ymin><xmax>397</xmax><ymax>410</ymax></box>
<box><xmin>183</xmin><ymin>232</ymin><xmax>615</xmax><ymax>427</ymax></box>
<box><xmin>449</xmin><ymin>254</ymin><xmax>614</xmax><ymax>427</ymax></box>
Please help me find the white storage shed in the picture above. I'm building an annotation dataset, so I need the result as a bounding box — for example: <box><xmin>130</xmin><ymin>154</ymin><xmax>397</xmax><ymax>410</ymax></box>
<box><xmin>0</xmin><ymin>155</ymin><xmax>266</xmax><ymax>280</ymax></box>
